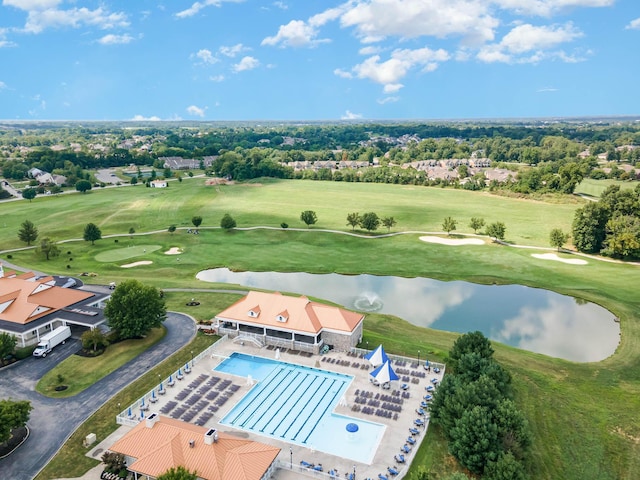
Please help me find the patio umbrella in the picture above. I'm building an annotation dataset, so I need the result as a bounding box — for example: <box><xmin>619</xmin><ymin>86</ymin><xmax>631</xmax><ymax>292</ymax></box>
<box><xmin>177</xmin><ymin>368</ymin><xmax>183</xmax><ymax>377</ymax></box>
<box><xmin>140</xmin><ymin>409</ymin><xmax>145</xmax><ymax>419</ymax></box>
<box><xmin>364</xmin><ymin>344</ymin><xmax>390</xmax><ymax>368</ymax></box>
<box><xmin>127</xmin><ymin>406</ymin><xmax>132</xmax><ymax>418</ymax></box>
<box><xmin>169</xmin><ymin>374</ymin><xmax>173</xmax><ymax>383</ymax></box>
<box><xmin>140</xmin><ymin>397</ymin><xmax>146</xmax><ymax>408</ymax></box>
<box><xmin>151</xmin><ymin>390</ymin><xmax>156</xmax><ymax>400</ymax></box>
<box><xmin>370</xmin><ymin>360</ymin><xmax>399</xmax><ymax>384</ymax></box>
<box><xmin>159</xmin><ymin>381</ymin><xmax>164</xmax><ymax>393</ymax></box>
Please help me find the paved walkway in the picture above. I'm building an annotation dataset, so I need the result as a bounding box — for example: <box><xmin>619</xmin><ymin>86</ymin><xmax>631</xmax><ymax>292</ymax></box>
<box><xmin>0</xmin><ymin>312</ymin><xmax>196</xmax><ymax>480</ymax></box>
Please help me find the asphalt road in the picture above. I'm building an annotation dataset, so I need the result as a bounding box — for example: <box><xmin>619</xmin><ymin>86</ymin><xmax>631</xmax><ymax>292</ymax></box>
<box><xmin>0</xmin><ymin>312</ymin><xmax>196</xmax><ymax>480</ymax></box>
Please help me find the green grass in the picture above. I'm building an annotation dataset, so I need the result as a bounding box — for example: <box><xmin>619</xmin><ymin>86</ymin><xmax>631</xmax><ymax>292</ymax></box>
<box><xmin>35</xmin><ymin>328</ymin><xmax>166</xmax><ymax>397</ymax></box>
<box><xmin>575</xmin><ymin>178</ymin><xmax>639</xmax><ymax>198</ymax></box>
<box><xmin>2</xmin><ymin>179</ymin><xmax>639</xmax><ymax>479</ymax></box>
<box><xmin>94</xmin><ymin>244</ymin><xmax>161</xmax><ymax>262</ymax></box>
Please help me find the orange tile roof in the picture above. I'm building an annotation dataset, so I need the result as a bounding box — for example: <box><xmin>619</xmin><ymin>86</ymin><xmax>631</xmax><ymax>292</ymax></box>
<box><xmin>216</xmin><ymin>291</ymin><xmax>364</xmax><ymax>334</ymax></box>
<box><xmin>0</xmin><ymin>274</ymin><xmax>93</xmax><ymax>325</ymax></box>
<box><xmin>109</xmin><ymin>416</ymin><xmax>280</xmax><ymax>480</ymax></box>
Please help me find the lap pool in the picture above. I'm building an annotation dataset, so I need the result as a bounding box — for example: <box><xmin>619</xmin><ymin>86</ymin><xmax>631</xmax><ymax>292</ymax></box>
<box><xmin>215</xmin><ymin>352</ymin><xmax>386</xmax><ymax>464</ymax></box>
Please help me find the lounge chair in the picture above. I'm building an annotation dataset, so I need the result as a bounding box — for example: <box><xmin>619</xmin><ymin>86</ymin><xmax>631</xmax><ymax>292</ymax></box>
<box><xmin>378</xmin><ymin>474</ymin><xmax>389</xmax><ymax>480</ymax></box>
<box><xmin>313</xmin><ymin>464</ymin><xmax>323</xmax><ymax>472</ymax></box>
<box><xmin>300</xmin><ymin>460</ymin><xmax>313</xmax><ymax>469</ymax></box>
<box><xmin>401</xmin><ymin>444</ymin><xmax>411</xmax><ymax>454</ymax></box>
<box><xmin>409</xmin><ymin>427</ymin><xmax>420</xmax><ymax>435</ymax></box>
<box><xmin>388</xmin><ymin>466</ymin><xmax>400</xmax><ymax>476</ymax></box>
<box><xmin>394</xmin><ymin>454</ymin><xmax>405</xmax><ymax>463</ymax></box>
<box><xmin>406</xmin><ymin>436</ymin><xmax>416</xmax><ymax>445</ymax></box>
<box><xmin>416</xmin><ymin>408</ymin><xmax>425</xmax><ymax>416</ymax></box>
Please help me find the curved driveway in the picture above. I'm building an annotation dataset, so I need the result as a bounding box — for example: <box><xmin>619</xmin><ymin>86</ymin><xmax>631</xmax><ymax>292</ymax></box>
<box><xmin>0</xmin><ymin>312</ymin><xmax>196</xmax><ymax>480</ymax></box>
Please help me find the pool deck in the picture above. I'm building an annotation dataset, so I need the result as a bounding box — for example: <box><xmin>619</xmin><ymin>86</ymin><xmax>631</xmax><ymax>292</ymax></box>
<box><xmin>80</xmin><ymin>341</ymin><xmax>445</xmax><ymax>480</ymax></box>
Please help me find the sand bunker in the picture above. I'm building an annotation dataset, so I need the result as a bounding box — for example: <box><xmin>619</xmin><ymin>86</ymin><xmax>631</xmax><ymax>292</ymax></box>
<box><xmin>121</xmin><ymin>261</ymin><xmax>153</xmax><ymax>268</ymax></box>
<box><xmin>164</xmin><ymin>247</ymin><xmax>183</xmax><ymax>255</ymax></box>
<box><xmin>531</xmin><ymin>253</ymin><xmax>588</xmax><ymax>265</ymax></box>
<box><xmin>419</xmin><ymin>236</ymin><xmax>485</xmax><ymax>246</ymax></box>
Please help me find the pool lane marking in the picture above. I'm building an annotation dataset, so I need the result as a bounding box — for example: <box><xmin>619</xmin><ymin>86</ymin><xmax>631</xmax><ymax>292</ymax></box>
<box><xmin>301</xmin><ymin>380</ymin><xmax>347</xmax><ymax>444</ymax></box>
<box><xmin>250</xmin><ymin>369</ymin><xmax>314</xmax><ymax>431</ymax></box>
<box><xmin>292</xmin><ymin>378</ymin><xmax>337</xmax><ymax>442</ymax></box>
<box><xmin>240</xmin><ymin>368</ymin><xmax>302</xmax><ymax>428</ymax></box>
<box><xmin>229</xmin><ymin>367</ymin><xmax>291</xmax><ymax>426</ymax></box>
<box><xmin>281</xmin><ymin>376</ymin><xmax>331</xmax><ymax>440</ymax></box>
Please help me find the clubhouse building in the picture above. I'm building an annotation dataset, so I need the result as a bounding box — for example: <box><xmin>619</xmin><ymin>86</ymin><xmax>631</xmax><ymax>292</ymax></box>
<box><xmin>0</xmin><ymin>266</ymin><xmax>109</xmax><ymax>347</ymax></box>
<box><xmin>109</xmin><ymin>414</ymin><xmax>280</xmax><ymax>480</ymax></box>
<box><xmin>214</xmin><ymin>291</ymin><xmax>365</xmax><ymax>354</ymax></box>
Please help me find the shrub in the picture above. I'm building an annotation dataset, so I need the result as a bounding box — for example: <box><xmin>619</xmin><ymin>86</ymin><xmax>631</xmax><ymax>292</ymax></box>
<box><xmin>114</xmin><ymin>239</ymin><xmax>118</xmax><ymax>243</ymax></box>
<box><xmin>67</xmin><ymin>251</ymin><xmax>71</xmax><ymax>255</ymax></box>
<box><xmin>281</xmin><ymin>222</ymin><xmax>289</xmax><ymax>228</ymax></box>
<box><xmin>67</xmin><ymin>265</ymin><xmax>71</xmax><ymax>269</ymax></box>
<box><xmin>6</xmin><ymin>254</ymin><xmax>12</xmax><ymax>259</ymax></box>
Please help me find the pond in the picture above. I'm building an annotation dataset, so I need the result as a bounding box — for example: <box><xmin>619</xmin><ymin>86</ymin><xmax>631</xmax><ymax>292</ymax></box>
<box><xmin>196</xmin><ymin>268</ymin><xmax>620</xmax><ymax>362</ymax></box>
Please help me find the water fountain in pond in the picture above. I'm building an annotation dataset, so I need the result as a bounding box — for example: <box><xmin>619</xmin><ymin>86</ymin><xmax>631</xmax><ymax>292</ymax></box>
<box><xmin>353</xmin><ymin>292</ymin><xmax>383</xmax><ymax>312</ymax></box>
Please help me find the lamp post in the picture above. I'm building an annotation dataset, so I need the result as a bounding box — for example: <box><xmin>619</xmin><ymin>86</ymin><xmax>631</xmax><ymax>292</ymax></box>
<box><xmin>289</xmin><ymin>447</ymin><xmax>293</xmax><ymax>469</ymax></box>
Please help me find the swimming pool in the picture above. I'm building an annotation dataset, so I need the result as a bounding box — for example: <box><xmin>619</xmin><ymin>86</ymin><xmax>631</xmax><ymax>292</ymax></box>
<box><xmin>215</xmin><ymin>352</ymin><xmax>386</xmax><ymax>464</ymax></box>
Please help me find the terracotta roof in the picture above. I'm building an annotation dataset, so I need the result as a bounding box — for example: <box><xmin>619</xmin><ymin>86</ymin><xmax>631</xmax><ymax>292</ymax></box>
<box><xmin>109</xmin><ymin>416</ymin><xmax>280</xmax><ymax>480</ymax></box>
<box><xmin>0</xmin><ymin>273</ymin><xmax>93</xmax><ymax>325</ymax></box>
<box><xmin>216</xmin><ymin>291</ymin><xmax>364</xmax><ymax>334</ymax></box>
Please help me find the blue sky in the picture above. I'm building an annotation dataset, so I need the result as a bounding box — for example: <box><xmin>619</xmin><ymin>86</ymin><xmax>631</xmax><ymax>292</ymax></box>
<box><xmin>0</xmin><ymin>0</ymin><xmax>638</xmax><ymax>121</ymax></box>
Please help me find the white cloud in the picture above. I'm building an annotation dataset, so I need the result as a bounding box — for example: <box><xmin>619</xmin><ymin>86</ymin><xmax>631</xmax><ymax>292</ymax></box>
<box><xmin>232</xmin><ymin>55</ymin><xmax>259</xmax><ymax>72</ymax></box>
<box><xmin>209</xmin><ymin>74</ymin><xmax>225</xmax><ymax>82</ymax></box>
<box><xmin>273</xmin><ymin>1</ymin><xmax>288</xmax><ymax>10</ymax></box>
<box><xmin>477</xmin><ymin>22</ymin><xmax>583</xmax><ymax>63</ymax></box>
<box><xmin>383</xmin><ymin>83</ymin><xmax>404</xmax><ymax>93</ymax></box>
<box><xmin>261</xmin><ymin>19</ymin><xmax>328</xmax><ymax>48</ymax></box>
<box><xmin>186</xmin><ymin>105</ymin><xmax>206</xmax><ymax>117</ymax></box>
<box><xmin>219</xmin><ymin>43</ymin><xmax>247</xmax><ymax>57</ymax></box>
<box><xmin>626</xmin><ymin>18</ymin><xmax>640</xmax><ymax>30</ymax></box>
<box><xmin>22</xmin><ymin>7</ymin><xmax>129</xmax><ymax>34</ymax></box>
<box><xmin>98</xmin><ymin>34</ymin><xmax>134</xmax><ymax>45</ymax></box>
<box><xmin>341</xmin><ymin>46</ymin><xmax>449</xmax><ymax>91</ymax></box>
<box><xmin>130</xmin><ymin>114</ymin><xmax>161</xmax><ymax>121</ymax></box>
<box><xmin>359</xmin><ymin>46</ymin><xmax>381</xmax><ymax>55</ymax></box>
<box><xmin>493</xmin><ymin>0</ymin><xmax>614</xmax><ymax>17</ymax></box>
<box><xmin>339</xmin><ymin>0</ymin><xmax>498</xmax><ymax>46</ymax></box>
<box><xmin>176</xmin><ymin>0</ymin><xmax>243</xmax><ymax>18</ymax></box>
<box><xmin>3</xmin><ymin>0</ymin><xmax>61</xmax><ymax>10</ymax></box>
<box><xmin>333</xmin><ymin>68</ymin><xmax>353</xmax><ymax>79</ymax></box>
<box><xmin>537</xmin><ymin>87</ymin><xmax>558</xmax><ymax>92</ymax></box>
<box><xmin>377</xmin><ymin>96</ymin><xmax>399</xmax><ymax>104</ymax></box>
<box><xmin>341</xmin><ymin>110</ymin><xmax>363</xmax><ymax>120</ymax></box>
<box><xmin>0</xmin><ymin>81</ymin><xmax>7</xmax><ymax>89</ymax></box>
<box><xmin>192</xmin><ymin>48</ymin><xmax>218</xmax><ymax>64</ymax></box>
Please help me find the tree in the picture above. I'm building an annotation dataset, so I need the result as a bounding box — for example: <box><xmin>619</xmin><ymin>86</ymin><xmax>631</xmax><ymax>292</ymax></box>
<box><xmin>0</xmin><ymin>399</ymin><xmax>32</xmax><ymax>443</ymax></box>
<box><xmin>37</xmin><ymin>237</ymin><xmax>60</xmax><ymax>260</ymax></box>
<box><xmin>0</xmin><ymin>332</ymin><xmax>17</xmax><ymax>362</ymax></box>
<box><xmin>549</xmin><ymin>228</ymin><xmax>568</xmax><ymax>251</ymax></box>
<box><xmin>191</xmin><ymin>216</ymin><xmax>203</xmax><ymax>230</ymax></box>
<box><xmin>220</xmin><ymin>213</ymin><xmax>237</xmax><ymax>230</ymax></box>
<box><xmin>81</xmin><ymin>329</ymin><xmax>108</xmax><ymax>352</ymax></box>
<box><xmin>443</xmin><ymin>216</ymin><xmax>458</xmax><ymax>235</ymax></box>
<box><xmin>381</xmin><ymin>216</ymin><xmax>397</xmax><ymax>232</ymax></box>
<box><xmin>449</xmin><ymin>405</ymin><xmax>501</xmax><ymax>475</ymax></box>
<box><xmin>83</xmin><ymin>223</ymin><xmax>102</xmax><ymax>245</ymax></box>
<box><xmin>572</xmin><ymin>202</ymin><xmax>608</xmax><ymax>253</ymax></box>
<box><xmin>486</xmin><ymin>222</ymin><xmax>506</xmax><ymax>242</ymax></box>
<box><xmin>300</xmin><ymin>210</ymin><xmax>318</xmax><ymax>227</ymax></box>
<box><xmin>168</xmin><ymin>225</ymin><xmax>176</xmax><ymax>234</ymax></box>
<box><xmin>449</xmin><ymin>331</ymin><xmax>495</xmax><ymax>373</ymax></box>
<box><xmin>602</xmin><ymin>215</ymin><xmax>640</xmax><ymax>259</ymax></box>
<box><xmin>157</xmin><ymin>466</ymin><xmax>198</xmax><ymax>480</ymax></box>
<box><xmin>484</xmin><ymin>451</ymin><xmax>528</xmax><ymax>480</ymax></box>
<box><xmin>130</xmin><ymin>176</ymin><xmax>138</xmax><ymax>185</ymax></box>
<box><xmin>129</xmin><ymin>227</ymin><xmax>135</xmax><ymax>238</ymax></box>
<box><xmin>22</xmin><ymin>188</ymin><xmax>37</xmax><ymax>202</ymax></box>
<box><xmin>360</xmin><ymin>212</ymin><xmax>380</xmax><ymax>232</ymax></box>
<box><xmin>18</xmin><ymin>219</ymin><xmax>38</xmax><ymax>245</ymax></box>
<box><xmin>104</xmin><ymin>279</ymin><xmax>166</xmax><ymax>339</ymax></box>
<box><xmin>346</xmin><ymin>212</ymin><xmax>361</xmax><ymax>231</ymax></box>
<box><xmin>75</xmin><ymin>179</ymin><xmax>92</xmax><ymax>193</ymax></box>
<box><xmin>469</xmin><ymin>217</ymin><xmax>485</xmax><ymax>234</ymax></box>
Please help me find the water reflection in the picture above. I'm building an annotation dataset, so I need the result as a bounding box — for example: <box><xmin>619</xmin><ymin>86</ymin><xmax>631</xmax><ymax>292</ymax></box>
<box><xmin>196</xmin><ymin>269</ymin><xmax>619</xmax><ymax>362</ymax></box>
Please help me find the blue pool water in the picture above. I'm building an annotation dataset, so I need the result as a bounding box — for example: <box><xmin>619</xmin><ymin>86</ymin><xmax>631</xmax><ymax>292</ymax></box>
<box><xmin>215</xmin><ymin>352</ymin><xmax>386</xmax><ymax>464</ymax></box>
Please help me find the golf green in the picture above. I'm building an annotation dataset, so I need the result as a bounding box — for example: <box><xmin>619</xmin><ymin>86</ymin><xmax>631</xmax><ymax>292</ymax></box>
<box><xmin>94</xmin><ymin>245</ymin><xmax>161</xmax><ymax>262</ymax></box>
